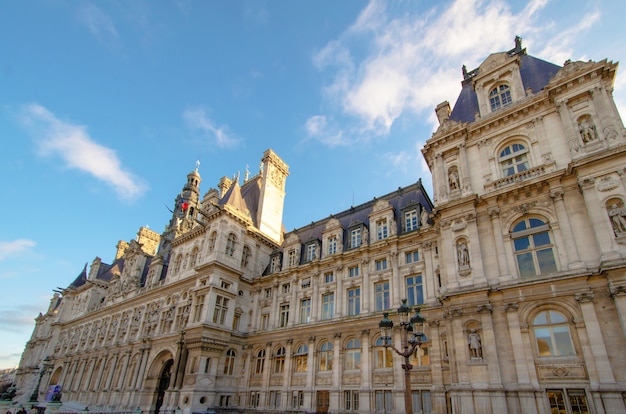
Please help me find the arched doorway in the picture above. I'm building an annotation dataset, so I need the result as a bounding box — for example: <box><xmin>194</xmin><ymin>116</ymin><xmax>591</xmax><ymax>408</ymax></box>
<box><xmin>153</xmin><ymin>359</ymin><xmax>173</xmax><ymax>414</ymax></box>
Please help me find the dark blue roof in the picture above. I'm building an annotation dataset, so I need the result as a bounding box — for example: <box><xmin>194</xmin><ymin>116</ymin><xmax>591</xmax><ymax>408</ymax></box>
<box><xmin>450</xmin><ymin>54</ymin><xmax>561</xmax><ymax>123</ymax></box>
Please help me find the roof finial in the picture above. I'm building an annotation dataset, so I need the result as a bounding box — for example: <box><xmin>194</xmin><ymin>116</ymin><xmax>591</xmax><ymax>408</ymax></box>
<box><xmin>514</xmin><ymin>35</ymin><xmax>522</xmax><ymax>52</ymax></box>
<box><xmin>244</xmin><ymin>164</ymin><xmax>250</xmax><ymax>182</ymax></box>
<box><xmin>195</xmin><ymin>160</ymin><xmax>200</xmax><ymax>172</ymax></box>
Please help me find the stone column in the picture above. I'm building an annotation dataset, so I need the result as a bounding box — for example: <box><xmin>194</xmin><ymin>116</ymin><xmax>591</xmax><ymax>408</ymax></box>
<box><xmin>335</xmin><ymin>266</ymin><xmax>344</xmax><ymax>318</ymax></box>
<box><xmin>332</xmin><ymin>333</ymin><xmax>342</xmax><ymax>389</ymax></box>
<box><xmin>609</xmin><ymin>283</ymin><xmax>626</xmax><ymax>339</ymax></box>
<box><xmin>306</xmin><ymin>336</ymin><xmax>316</xmax><ymax>402</ymax></box>
<box><xmin>422</xmin><ymin>242</ymin><xmax>437</xmax><ymax>301</ymax></box>
<box><xmin>391</xmin><ymin>250</ymin><xmax>402</xmax><ymax>306</ymax></box>
<box><xmin>105</xmin><ymin>354</ymin><xmax>119</xmax><ymax>390</ymax></box>
<box><xmin>289</xmin><ymin>279</ymin><xmax>298</xmax><ymax>326</ymax></box>
<box><xmin>135</xmin><ymin>346</ymin><xmax>150</xmax><ymax>390</ymax></box>
<box><xmin>575</xmin><ymin>292</ymin><xmax>615</xmax><ymax>385</ymax></box>
<box><xmin>283</xmin><ymin>339</ymin><xmax>293</xmax><ymax>389</ymax></box>
<box><xmin>311</xmin><ymin>272</ymin><xmax>320</xmax><ymax>322</ymax></box>
<box><xmin>93</xmin><ymin>356</ymin><xmax>106</xmax><ymax>391</ymax></box>
<box><xmin>83</xmin><ymin>357</ymin><xmax>97</xmax><ymax>392</ymax></box>
<box><xmin>488</xmin><ymin>207</ymin><xmax>510</xmax><ymax>279</ymax></box>
<box><xmin>428</xmin><ymin>320</ymin><xmax>447</xmax><ymax>414</ymax></box>
<box><xmin>458</xmin><ymin>143</ymin><xmax>472</xmax><ymax>195</ymax></box>
<box><xmin>550</xmin><ymin>188</ymin><xmax>582</xmax><ymax>268</ymax></box>
<box><xmin>360</xmin><ymin>330</ymin><xmax>371</xmax><ymax>390</ymax></box>
<box><xmin>361</xmin><ymin>259</ymin><xmax>371</xmax><ymax>313</ymax></box>
<box><xmin>578</xmin><ymin>178</ymin><xmax>619</xmax><ymax>261</ymax></box>
<box><xmin>117</xmin><ymin>351</ymin><xmax>131</xmax><ymax>390</ymax></box>
<box><xmin>270</xmin><ymin>282</ymin><xmax>279</xmax><ymax>329</ymax></box>
<box><xmin>450</xmin><ymin>309</ymin><xmax>470</xmax><ymax>384</ymax></box>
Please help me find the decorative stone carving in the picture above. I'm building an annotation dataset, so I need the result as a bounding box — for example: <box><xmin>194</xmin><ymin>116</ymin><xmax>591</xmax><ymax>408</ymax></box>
<box><xmin>468</xmin><ymin>329</ymin><xmax>482</xmax><ymax>359</ymax></box>
<box><xmin>607</xmin><ymin>202</ymin><xmax>626</xmax><ymax>235</ymax></box>
<box><xmin>457</xmin><ymin>240</ymin><xmax>470</xmax><ymax>269</ymax></box>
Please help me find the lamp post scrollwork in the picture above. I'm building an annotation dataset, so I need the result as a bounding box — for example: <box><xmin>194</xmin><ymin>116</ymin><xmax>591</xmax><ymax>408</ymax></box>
<box><xmin>378</xmin><ymin>299</ymin><xmax>427</xmax><ymax>414</ymax></box>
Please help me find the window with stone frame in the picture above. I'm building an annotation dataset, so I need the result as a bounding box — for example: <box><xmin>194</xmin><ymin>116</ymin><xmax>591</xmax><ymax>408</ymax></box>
<box><xmin>318</xmin><ymin>341</ymin><xmax>333</xmax><ymax>371</ymax></box>
<box><xmin>374</xmin><ymin>281</ymin><xmax>390</xmax><ymax>311</ymax></box>
<box><xmin>300</xmin><ymin>298</ymin><xmax>311</xmax><ymax>323</ymax></box>
<box><xmin>406</xmin><ymin>275</ymin><xmax>424</xmax><ymax>306</ymax></box>
<box><xmin>305</xmin><ymin>242</ymin><xmax>318</xmax><ymax>262</ymax></box>
<box><xmin>533</xmin><ymin>310</ymin><xmax>575</xmax><ymax>357</ymax></box>
<box><xmin>212</xmin><ymin>295</ymin><xmax>229</xmax><ymax>325</ymax></box>
<box><xmin>348</xmin><ymin>265</ymin><xmax>359</xmax><ymax>277</ymax></box>
<box><xmin>273</xmin><ymin>346</ymin><xmax>286</xmax><ymax>374</ymax></box>
<box><xmin>344</xmin><ymin>339</ymin><xmax>361</xmax><ymax>370</ymax></box>
<box><xmin>374</xmin><ymin>336</ymin><xmax>393</xmax><ymax>368</ymax></box>
<box><xmin>241</xmin><ymin>245</ymin><xmax>251</xmax><ymax>268</ymax></box>
<box><xmin>279</xmin><ymin>303</ymin><xmax>289</xmax><ymax>327</ymax></box>
<box><xmin>254</xmin><ymin>349</ymin><xmax>265</xmax><ymax>375</ymax></box>
<box><xmin>349</xmin><ymin>227</ymin><xmax>362</xmax><ymax>249</ymax></box>
<box><xmin>225</xmin><ymin>233</ymin><xmax>236</xmax><ymax>256</ymax></box>
<box><xmin>409</xmin><ymin>344</ymin><xmax>430</xmax><ymax>367</ymax></box>
<box><xmin>322</xmin><ymin>293</ymin><xmax>335</xmax><ymax>320</ymax></box>
<box><xmin>293</xmin><ymin>344</ymin><xmax>308</xmax><ymax>372</ymax></box>
<box><xmin>347</xmin><ymin>287</ymin><xmax>360</xmax><ymax>316</ymax></box>
<box><xmin>208</xmin><ymin>231</ymin><xmax>217</xmax><ymax>251</ymax></box>
<box><xmin>511</xmin><ymin>217</ymin><xmax>557</xmax><ymax>277</ymax></box>
<box><xmin>287</xmin><ymin>248</ymin><xmax>298</xmax><ymax>267</ymax></box>
<box><xmin>223</xmin><ymin>349</ymin><xmax>236</xmax><ymax>375</ymax></box>
<box><xmin>499</xmin><ymin>142</ymin><xmax>530</xmax><ymax>177</ymax></box>
<box><xmin>546</xmin><ymin>389</ymin><xmax>589</xmax><ymax>414</ymax></box>
<box><xmin>376</xmin><ymin>219</ymin><xmax>388</xmax><ymax>240</ymax></box>
<box><xmin>404</xmin><ymin>208</ymin><xmax>419</xmax><ymax>232</ymax></box>
<box><xmin>489</xmin><ymin>83</ymin><xmax>512</xmax><ymax>111</ymax></box>
<box><xmin>328</xmin><ymin>235</ymin><xmax>338</xmax><ymax>256</ymax></box>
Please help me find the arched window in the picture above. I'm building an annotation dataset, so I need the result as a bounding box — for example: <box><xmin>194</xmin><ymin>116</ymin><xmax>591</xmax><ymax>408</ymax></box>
<box><xmin>533</xmin><ymin>310</ymin><xmax>574</xmax><ymax>357</ymax></box>
<box><xmin>254</xmin><ymin>349</ymin><xmax>265</xmax><ymax>375</ymax></box>
<box><xmin>374</xmin><ymin>337</ymin><xmax>393</xmax><ymax>369</ymax></box>
<box><xmin>273</xmin><ymin>346</ymin><xmax>286</xmax><ymax>374</ymax></box>
<box><xmin>409</xmin><ymin>344</ymin><xmax>430</xmax><ymax>367</ymax></box>
<box><xmin>318</xmin><ymin>341</ymin><xmax>333</xmax><ymax>371</ymax></box>
<box><xmin>241</xmin><ymin>245</ymin><xmax>251</xmax><ymax>268</ymax></box>
<box><xmin>345</xmin><ymin>339</ymin><xmax>361</xmax><ymax>370</ymax></box>
<box><xmin>225</xmin><ymin>233</ymin><xmax>236</xmax><ymax>256</ymax></box>
<box><xmin>224</xmin><ymin>349</ymin><xmax>236</xmax><ymax>375</ymax></box>
<box><xmin>499</xmin><ymin>143</ymin><xmax>529</xmax><ymax>177</ymax></box>
<box><xmin>489</xmin><ymin>84</ymin><xmax>512</xmax><ymax>111</ymax></box>
<box><xmin>190</xmin><ymin>247</ymin><xmax>199</xmax><ymax>268</ymax></box>
<box><xmin>208</xmin><ymin>231</ymin><xmax>217</xmax><ymax>252</ymax></box>
<box><xmin>293</xmin><ymin>344</ymin><xmax>308</xmax><ymax>373</ymax></box>
<box><xmin>173</xmin><ymin>255</ymin><xmax>182</xmax><ymax>274</ymax></box>
<box><xmin>512</xmin><ymin>217</ymin><xmax>557</xmax><ymax>277</ymax></box>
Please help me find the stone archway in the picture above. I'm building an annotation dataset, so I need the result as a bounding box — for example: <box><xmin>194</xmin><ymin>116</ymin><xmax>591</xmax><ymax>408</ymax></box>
<box><xmin>153</xmin><ymin>359</ymin><xmax>173</xmax><ymax>414</ymax></box>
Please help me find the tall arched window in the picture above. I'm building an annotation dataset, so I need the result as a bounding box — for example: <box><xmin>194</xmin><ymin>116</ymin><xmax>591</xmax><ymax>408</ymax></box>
<box><xmin>293</xmin><ymin>344</ymin><xmax>308</xmax><ymax>373</ymax></box>
<box><xmin>208</xmin><ymin>231</ymin><xmax>217</xmax><ymax>252</ymax></box>
<box><xmin>241</xmin><ymin>245</ymin><xmax>251</xmax><ymax>268</ymax></box>
<box><xmin>224</xmin><ymin>349</ymin><xmax>236</xmax><ymax>375</ymax></box>
<box><xmin>173</xmin><ymin>255</ymin><xmax>182</xmax><ymax>274</ymax></box>
<box><xmin>318</xmin><ymin>341</ymin><xmax>333</xmax><ymax>371</ymax></box>
<box><xmin>489</xmin><ymin>84</ymin><xmax>512</xmax><ymax>111</ymax></box>
<box><xmin>190</xmin><ymin>247</ymin><xmax>199</xmax><ymax>268</ymax></box>
<box><xmin>374</xmin><ymin>337</ymin><xmax>393</xmax><ymax>368</ymax></box>
<box><xmin>533</xmin><ymin>310</ymin><xmax>574</xmax><ymax>357</ymax></box>
<box><xmin>225</xmin><ymin>233</ymin><xmax>236</xmax><ymax>256</ymax></box>
<box><xmin>254</xmin><ymin>349</ymin><xmax>265</xmax><ymax>375</ymax></box>
<box><xmin>273</xmin><ymin>346</ymin><xmax>286</xmax><ymax>374</ymax></box>
<box><xmin>499</xmin><ymin>143</ymin><xmax>529</xmax><ymax>177</ymax></box>
<box><xmin>345</xmin><ymin>339</ymin><xmax>361</xmax><ymax>370</ymax></box>
<box><xmin>512</xmin><ymin>217</ymin><xmax>557</xmax><ymax>277</ymax></box>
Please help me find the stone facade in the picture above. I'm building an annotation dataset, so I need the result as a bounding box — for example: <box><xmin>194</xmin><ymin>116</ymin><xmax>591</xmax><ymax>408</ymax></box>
<box><xmin>15</xmin><ymin>40</ymin><xmax>626</xmax><ymax>414</ymax></box>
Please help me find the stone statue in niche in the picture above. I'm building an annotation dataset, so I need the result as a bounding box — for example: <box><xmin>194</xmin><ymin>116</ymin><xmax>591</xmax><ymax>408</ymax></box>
<box><xmin>449</xmin><ymin>169</ymin><xmax>460</xmax><ymax>191</ymax></box>
<box><xmin>579</xmin><ymin>117</ymin><xmax>597</xmax><ymax>144</ymax></box>
<box><xmin>608</xmin><ymin>203</ymin><xmax>626</xmax><ymax>235</ymax></box>
<box><xmin>457</xmin><ymin>241</ymin><xmax>470</xmax><ymax>268</ymax></box>
<box><xmin>468</xmin><ymin>329</ymin><xmax>482</xmax><ymax>358</ymax></box>
<box><xmin>421</xmin><ymin>209</ymin><xmax>430</xmax><ymax>227</ymax></box>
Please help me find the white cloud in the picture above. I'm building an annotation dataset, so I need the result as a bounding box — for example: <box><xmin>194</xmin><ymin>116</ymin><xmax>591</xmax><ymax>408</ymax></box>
<box><xmin>0</xmin><ymin>239</ymin><xmax>35</xmax><ymax>261</ymax></box>
<box><xmin>20</xmin><ymin>103</ymin><xmax>147</xmax><ymax>201</ymax></box>
<box><xmin>307</xmin><ymin>0</ymin><xmax>603</xmax><ymax>150</ymax></box>
<box><xmin>77</xmin><ymin>3</ymin><xmax>119</xmax><ymax>47</ymax></box>
<box><xmin>183</xmin><ymin>107</ymin><xmax>242</xmax><ymax>149</ymax></box>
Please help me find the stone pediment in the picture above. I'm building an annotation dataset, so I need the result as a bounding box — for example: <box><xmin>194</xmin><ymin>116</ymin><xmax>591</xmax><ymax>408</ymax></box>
<box><xmin>551</xmin><ymin>59</ymin><xmax>595</xmax><ymax>82</ymax></box>
<box><xmin>372</xmin><ymin>199</ymin><xmax>391</xmax><ymax>213</ymax></box>
<box><xmin>325</xmin><ymin>218</ymin><xmax>342</xmax><ymax>230</ymax></box>
<box><xmin>478</xmin><ymin>52</ymin><xmax>509</xmax><ymax>75</ymax></box>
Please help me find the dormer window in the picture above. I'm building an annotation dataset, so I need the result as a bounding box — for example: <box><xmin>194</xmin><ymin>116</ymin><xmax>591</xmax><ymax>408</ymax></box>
<box><xmin>489</xmin><ymin>84</ymin><xmax>512</xmax><ymax>111</ymax></box>
<box><xmin>376</xmin><ymin>219</ymin><xmax>388</xmax><ymax>240</ymax></box>
<box><xmin>350</xmin><ymin>227</ymin><xmax>362</xmax><ymax>249</ymax></box>
<box><xmin>270</xmin><ymin>254</ymin><xmax>281</xmax><ymax>273</ymax></box>
<box><xmin>328</xmin><ymin>236</ymin><xmax>337</xmax><ymax>256</ymax></box>
<box><xmin>305</xmin><ymin>243</ymin><xmax>317</xmax><ymax>262</ymax></box>
<box><xmin>499</xmin><ymin>143</ymin><xmax>529</xmax><ymax>177</ymax></box>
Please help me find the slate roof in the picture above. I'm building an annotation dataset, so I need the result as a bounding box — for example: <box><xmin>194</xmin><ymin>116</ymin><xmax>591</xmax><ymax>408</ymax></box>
<box><xmin>284</xmin><ymin>179</ymin><xmax>433</xmax><ymax>253</ymax></box>
<box><xmin>449</xmin><ymin>53</ymin><xmax>561</xmax><ymax>123</ymax></box>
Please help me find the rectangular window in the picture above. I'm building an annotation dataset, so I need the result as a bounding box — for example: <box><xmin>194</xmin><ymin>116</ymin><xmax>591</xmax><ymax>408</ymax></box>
<box><xmin>347</xmin><ymin>287</ymin><xmax>361</xmax><ymax>316</ymax></box>
<box><xmin>324</xmin><ymin>272</ymin><xmax>334</xmax><ymax>283</ymax></box>
<box><xmin>288</xmin><ymin>249</ymin><xmax>298</xmax><ymax>267</ymax></box>
<box><xmin>249</xmin><ymin>392</ymin><xmax>260</xmax><ymax>407</ymax></box>
<box><xmin>344</xmin><ymin>390</ymin><xmax>359</xmax><ymax>411</ymax></box>
<box><xmin>300</xmin><ymin>298</ymin><xmax>311</xmax><ymax>323</ymax></box>
<box><xmin>193</xmin><ymin>295</ymin><xmax>205</xmax><ymax>323</ymax></box>
<box><xmin>328</xmin><ymin>236</ymin><xmax>337</xmax><ymax>255</ymax></box>
<box><xmin>405</xmin><ymin>250</ymin><xmax>419</xmax><ymax>263</ymax></box>
<box><xmin>306</xmin><ymin>244</ymin><xmax>317</xmax><ymax>262</ymax></box>
<box><xmin>406</xmin><ymin>275</ymin><xmax>424</xmax><ymax>306</ymax></box>
<box><xmin>270</xmin><ymin>255</ymin><xmax>280</xmax><ymax>273</ymax></box>
<box><xmin>264</xmin><ymin>288</ymin><xmax>272</xmax><ymax>298</ymax></box>
<box><xmin>349</xmin><ymin>265</ymin><xmax>359</xmax><ymax>277</ymax></box>
<box><xmin>411</xmin><ymin>390</ymin><xmax>432</xmax><ymax>414</ymax></box>
<box><xmin>375</xmin><ymin>258</ymin><xmax>388</xmax><ymax>271</ymax></box>
<box><xmin>212</xmin><ymin>296</ymin><xmax>229</xmax><ymax>325</ymax></box>
<box><xmin>405</xmin><ymin>209</ymin><xmax>418</xmax><ymax>232</ymax></box>
<box><xmin>279</xmin><ymin>304</ymin><xmax>289</xmax><ymax>327</ymax></box>
<box><xmin>375</xmin><ymin>281</ymin><xmax>390</xmax><ymax>311</ymax></box>
<box><xmin>547</xmin><ymin>389</ymin><xmax>588</xmax><ymax>414</ymax></box>
<box><xmin>219</xmin><ymin>395</ymin><xmax>230</xmax><ymax>407</ymax></box>
<box><xmin>269</xmin><ymin>391</ymin><xmax>281</xmax><ymax>408</ymax></box>
<box><xmin>377</xmin><ymin>219</ymin><xmax>388</xmax><ymax>240</ymax></box>
<box><xmin>220</xmin><ymin>280</ymin><xmax>231</xmax><ymax>289</ymax></box>
<box><xmin>350</xmin><ymin>228</ymin><xmax>362</xmax><ymax>249</ymax></box>
<box><xmin>292</xmin><ymin>391</ymin><xmax>304</xmax><ymax>408</ymax></box>
<box><xmin>322</xmin><ymin>293</ymin><xmax>335</xmax><ymax>320</ymax></box>
<box><xmin>375</xmin><ymin>390</ymin><xmax>393</xmax><ymax>412</ymax></box>
<box><xmin>282</xmin><ymin>283</ymin><xmax>290</xmax><ymax>293</ymax></box>
<box><xmin>301</xmin><ymin>278</ymin><xmax>311</xmax><ymax>289</ymax></box>
<box><xmin>261</xmin><ymin>313</ymin><xmax>269</xmax><ymax>330</ymax></box>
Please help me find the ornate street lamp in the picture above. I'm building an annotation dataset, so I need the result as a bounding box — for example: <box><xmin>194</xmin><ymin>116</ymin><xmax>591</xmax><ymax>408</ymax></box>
<box><xmin>29</xmin><ymin>356</ymin><xmax>52</xmax><ymax>403</ymax></box>
<box><xmin>378</xmin><ymin>299</ymin><xmax>427</xmax><ymax>414</ymax></box>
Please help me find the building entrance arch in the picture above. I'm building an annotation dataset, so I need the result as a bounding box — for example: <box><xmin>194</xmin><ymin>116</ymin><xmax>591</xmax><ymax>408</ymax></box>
<box><xmin>153</xmin><ymin>359</ymin><xmax>173</xmax><ymax>414</ymax></box>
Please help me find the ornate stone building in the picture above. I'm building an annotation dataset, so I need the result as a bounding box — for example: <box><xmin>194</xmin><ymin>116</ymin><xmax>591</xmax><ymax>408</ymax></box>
<box><xmin>15</xmin><ymin>39</ymin><xmax>626</xmax><ymax>414</ymax></box>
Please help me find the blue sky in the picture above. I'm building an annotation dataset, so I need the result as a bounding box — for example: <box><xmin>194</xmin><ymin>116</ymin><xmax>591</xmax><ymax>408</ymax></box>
<box><xmin>1</xmin><ymin>0</ymin><xmax>624</xmax><ymax>369</ymax></box>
